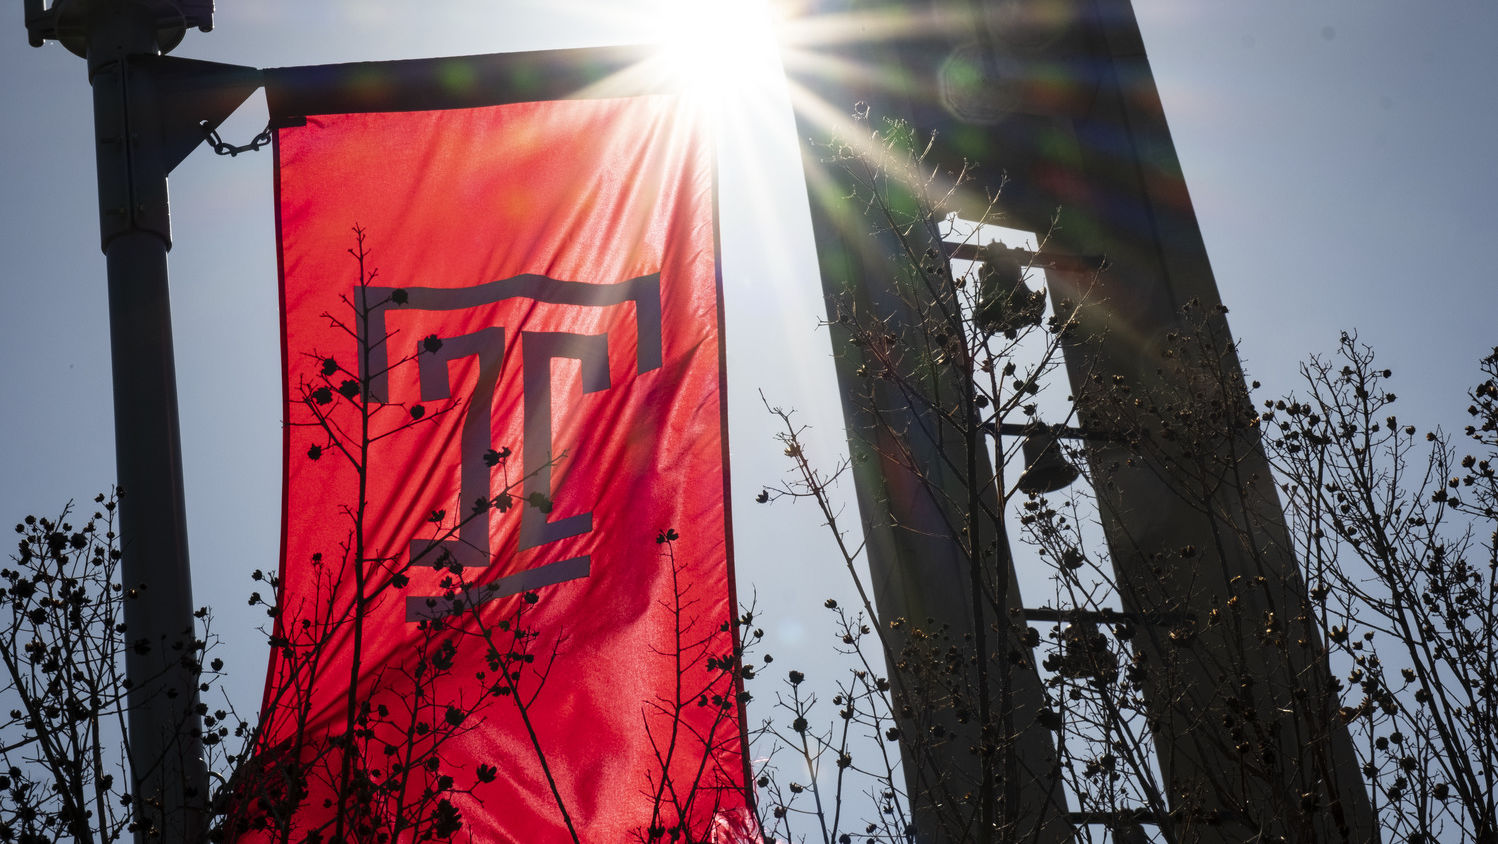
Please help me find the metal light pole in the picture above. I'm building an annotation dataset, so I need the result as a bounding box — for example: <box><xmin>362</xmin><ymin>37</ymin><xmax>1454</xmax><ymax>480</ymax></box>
<box><xmin>25</xmin><ymin>1</ymin><xmax>256</xmax><ymax>840</ymax></box>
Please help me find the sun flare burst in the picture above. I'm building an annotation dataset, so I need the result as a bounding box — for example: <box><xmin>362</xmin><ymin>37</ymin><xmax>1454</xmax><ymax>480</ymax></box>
<box><xmin>652</xmin><ymin>0</ymin><xmax>786</xmax><ymax>107</ymax></box>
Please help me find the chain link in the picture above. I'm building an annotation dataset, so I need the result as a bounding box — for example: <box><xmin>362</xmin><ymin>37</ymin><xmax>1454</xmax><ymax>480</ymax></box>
<box><xmin>201</xmin><ymin>120</ymin><xmax>273</xmax><ymax>156</ymax></box>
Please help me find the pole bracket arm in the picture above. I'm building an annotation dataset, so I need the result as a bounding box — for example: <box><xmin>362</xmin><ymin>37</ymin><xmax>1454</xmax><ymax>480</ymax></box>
<box><xmin>95</xmin><ymin>54</ymin><xmax>262</xmax><ymax>251</ymax></box>
<box><xmin>128</xmin><ymin>54</ymin><xmax>263</xmax><ymax>174</ymax></box>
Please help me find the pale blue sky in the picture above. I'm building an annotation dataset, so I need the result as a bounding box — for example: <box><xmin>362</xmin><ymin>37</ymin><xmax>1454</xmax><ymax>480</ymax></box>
<box><xmin>1</xmin><ymin>0</ymin><xmax>1495</xmax><ymax>762</ymax></box>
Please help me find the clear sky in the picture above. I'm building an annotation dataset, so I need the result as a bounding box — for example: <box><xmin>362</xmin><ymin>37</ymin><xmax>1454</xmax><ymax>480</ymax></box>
<box><xmin>1</xmin><ymin>0</ymin><xmax>1495</xmax><ymax>790</ymax></box>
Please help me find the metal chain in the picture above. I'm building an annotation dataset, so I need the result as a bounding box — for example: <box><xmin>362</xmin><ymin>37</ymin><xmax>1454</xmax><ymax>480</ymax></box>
<box><xmin>201</xmin><ymin>120</ymin><xmax>273</xmax><ymax>156</ymax></box>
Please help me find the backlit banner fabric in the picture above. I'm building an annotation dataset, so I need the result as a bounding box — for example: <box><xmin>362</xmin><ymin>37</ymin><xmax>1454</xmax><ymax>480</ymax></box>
<box><xmin>248</xmin><ymin>51</ymin><xmax>755</xmax><ymax>843</ymax></box>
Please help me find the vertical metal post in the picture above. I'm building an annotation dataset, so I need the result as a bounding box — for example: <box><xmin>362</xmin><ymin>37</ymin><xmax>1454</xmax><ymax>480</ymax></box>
<box><xmin>85</xmin><ymin>2</ymin><xmax>207</xmax><ymax>840</ymax></box>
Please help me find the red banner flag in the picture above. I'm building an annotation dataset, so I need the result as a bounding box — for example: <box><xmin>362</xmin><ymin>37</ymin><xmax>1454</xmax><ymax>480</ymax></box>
<box><xmin>246</xmin><ymin>51</ymin><xmax>756</xmax><ymax>843</ymax></box>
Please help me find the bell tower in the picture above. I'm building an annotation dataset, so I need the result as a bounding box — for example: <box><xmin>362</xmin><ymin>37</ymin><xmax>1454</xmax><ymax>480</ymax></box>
<box><xmin>785</xmin><ymin>1</ymin><xmax>1374</xmax><ymax>840</ymax></box>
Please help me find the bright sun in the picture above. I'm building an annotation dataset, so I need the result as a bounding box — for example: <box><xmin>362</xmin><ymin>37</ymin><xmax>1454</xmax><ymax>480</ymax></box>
<box><xmin>653</xmin><ymin>0</ymin><xmax>785</xmax><ymax>103</ymax></box>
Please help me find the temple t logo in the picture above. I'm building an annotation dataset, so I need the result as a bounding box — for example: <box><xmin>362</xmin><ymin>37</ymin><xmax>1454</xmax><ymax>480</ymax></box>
<box><xmin>356</xmin><ymin>272</ymin><xmax>664</xmax><ymax>620</ymax></box>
